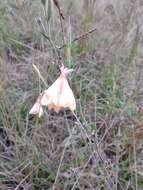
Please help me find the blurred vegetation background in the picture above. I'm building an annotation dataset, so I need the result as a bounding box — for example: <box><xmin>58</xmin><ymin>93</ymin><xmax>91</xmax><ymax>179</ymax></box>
<box><xmin>0</xmin><ymin>0</ymin><xmax>143</xmax><ymax>189</ymax></box>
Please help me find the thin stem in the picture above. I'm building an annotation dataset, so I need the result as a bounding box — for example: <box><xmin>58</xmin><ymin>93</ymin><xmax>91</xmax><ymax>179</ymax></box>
<box><xmin>32</xmin><ymin>64</ymin><xmax>48</xmax><ymax>88</ymax></box>
<box><xmin>53</xmin><ymin>0</ymin><xmax>65</xmax><ymax>44</ymax></box>
<box><xmin>132</xmin><ymin>124</ymin><xmax>138</xmax><ymax>190</ymax></box>
<box><xmin>58</xmin><ymin>27</ymin><xmax>96</xmax><ymax>49</ymax></box>
<box><xmin>52</xmin><ymin>145</ymin><xmax>66</xmax><ymax>190</ymax></box>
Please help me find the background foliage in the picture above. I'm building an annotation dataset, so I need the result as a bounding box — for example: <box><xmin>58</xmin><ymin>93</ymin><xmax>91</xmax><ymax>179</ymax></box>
<box><xmin>0</xmin><ymin>0</ymin><xmax>143</xmax><ymax>189</ymax></box>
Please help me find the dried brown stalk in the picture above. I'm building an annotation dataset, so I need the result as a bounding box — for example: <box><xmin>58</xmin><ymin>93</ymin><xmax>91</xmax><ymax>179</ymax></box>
<box><xmin>53</xmin><ymin>0</ymin><xmax>64</xmax><ymax>20</ymax></box>
<box><xmin>58</xmin><ymin>27</ymin><xmax>97</xmax><ymax>49</ymax></box>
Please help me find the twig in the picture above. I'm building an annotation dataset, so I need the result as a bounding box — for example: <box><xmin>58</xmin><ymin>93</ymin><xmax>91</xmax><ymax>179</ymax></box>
<box><xmin>58</xmin><ymin>27</ymin><xmax>97</xmax><ymax>49</ymax></box>
<box><xmin>57</xmin><ymin>49</ymin><xmax>63</xmax><ymax>68</ymax></box>
<box><xmin>53</xmin><ymin>0</ymin><xmax>65</xmax><ymax>44</ymax></box>
<box><xmin>53</xmin><ymin>0</ymin><xmax>64</xmax><ymax>20</ymax></box>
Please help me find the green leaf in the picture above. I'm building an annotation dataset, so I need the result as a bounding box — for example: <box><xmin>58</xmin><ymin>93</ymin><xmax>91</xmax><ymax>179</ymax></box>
<box><xmin>41</xmin><ymin>0</ymin><xmax>52</xmax><ymax>23</ymax></box>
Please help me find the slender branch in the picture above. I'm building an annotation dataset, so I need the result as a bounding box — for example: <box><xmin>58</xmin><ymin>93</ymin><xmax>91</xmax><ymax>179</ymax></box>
<box><xmin>53</xmin><ymin>0</ymin><xmax>65</xmax><ymax>44</ymax></box>
<box><xmin>58</xmin><ymin>27</ymin><xmax>97</xmax><ymax>49</ymax></box>
<box><xmin>53</xmin><ymin>0</ymin><xmax>64</xmax><ymax>20</ymax></box>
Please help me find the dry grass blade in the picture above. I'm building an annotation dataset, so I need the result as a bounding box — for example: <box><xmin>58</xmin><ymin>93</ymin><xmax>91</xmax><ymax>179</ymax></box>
<box><xmin>32</xmin><ymin>64</ymin><xmax>48</xmax><ymax>87</ymax></box>
<box><xmin>14</xmin><ymin>163</ymin><xmax>41</xmax><ymax>190</ymax></box>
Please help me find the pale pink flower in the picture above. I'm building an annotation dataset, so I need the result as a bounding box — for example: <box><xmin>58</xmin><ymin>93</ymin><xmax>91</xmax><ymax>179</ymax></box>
<box><xmin>29</xmin><ymin>93</ymin><xmax>43</xmax><ymax>117</ymax></box>
<box><xmin>29</xmin><ymin>66</ymin><xmax>76</xmax><ymax>117</ymax></box>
